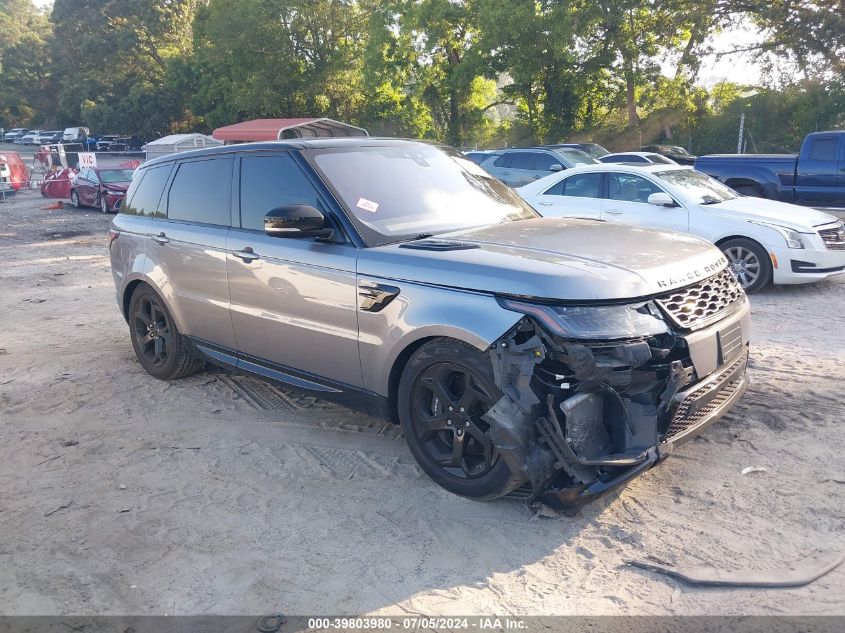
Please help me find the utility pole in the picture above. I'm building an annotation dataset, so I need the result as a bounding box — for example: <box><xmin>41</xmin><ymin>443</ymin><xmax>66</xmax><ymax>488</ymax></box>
<box><xmin>737</xmin><ymin>112</ymin><xmax>745</xmax><ymax>154</ymax></box>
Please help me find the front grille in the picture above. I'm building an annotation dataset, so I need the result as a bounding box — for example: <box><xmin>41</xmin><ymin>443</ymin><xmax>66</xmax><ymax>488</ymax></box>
<box><xmin>655</xmin><ymin>268</ymin><xmax>745</xmax><ymax>331</ymax></box>
<box><xmin>819</xmin><ymin>224</ymin><xmax>845</xmax><ymax>251</ymax></box>
<box><xmin>665</xmin><ymin>349</ymin><xmax>748</xmax><ymax>440</ymax></box>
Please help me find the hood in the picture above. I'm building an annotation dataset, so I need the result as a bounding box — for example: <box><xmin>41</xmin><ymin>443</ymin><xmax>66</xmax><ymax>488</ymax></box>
<box><xmin>703</xmin><ymin>196</ymin><xmax>839</xmax><ymax>229</ymax></box>
<box><xmin>358</xmin><ymin>217</ymin><xmax>729</xmax><ymax>301</ymax></box>
<box><xmin>101</xmin><ymin>182</ymin><xmax>129</xmax><ymax>192</ymax></box>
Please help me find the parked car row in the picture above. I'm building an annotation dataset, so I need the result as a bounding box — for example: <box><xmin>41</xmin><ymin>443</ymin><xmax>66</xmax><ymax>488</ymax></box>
<box><xmin>3</xmin><ymin>126</ymin><xmax>143</xmax><ymax>153</ymax></box>
<box><xmin>465</xmin><ymin>143</ymin><xmax>693</xmax><ymax>188</ymax></box>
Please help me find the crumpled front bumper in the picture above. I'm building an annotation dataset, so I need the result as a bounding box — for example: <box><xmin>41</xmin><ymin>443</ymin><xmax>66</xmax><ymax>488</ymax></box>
<box><xmin>540</xmin><ymin>348</ymin><xmax>749</xmax><ymax>513</ymax></box>
<box><xmin>483</xmin><ymin>294</ymin><xmax>751</xmax><ymax>514</ymax></box>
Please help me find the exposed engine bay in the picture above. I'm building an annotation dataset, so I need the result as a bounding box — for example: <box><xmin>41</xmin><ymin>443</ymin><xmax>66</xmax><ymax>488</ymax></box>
<box><xmin>484</xmin><ymin>281</ymin><xmax>750</xmax><ymax>514</ymax></box>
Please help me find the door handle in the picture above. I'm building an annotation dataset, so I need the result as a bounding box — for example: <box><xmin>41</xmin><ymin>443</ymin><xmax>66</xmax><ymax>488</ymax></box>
<box><xmin>233</xmin><ymin>247</ymin><xmax>259</xmax><ymax>262</ymax></box>
<box><xmin>538</xmin><ymin>201</ymin><xmax>553</xmax><ymax>206</ymax></box>
<box><xmin>150</xmin><ymin>232</ymin><xmax>169</xmax><ymax>244</ymax></box>
<box><xmin>604</xmin><ymin>209</ymin><xmax>623</xmax><ymax>215</ymax></box>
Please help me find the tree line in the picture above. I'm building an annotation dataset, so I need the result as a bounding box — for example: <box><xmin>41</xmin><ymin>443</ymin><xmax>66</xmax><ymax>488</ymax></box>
<box><xmin>1</xmin><ymin>0</ymin><xmax>843</xmax><ymax>152</ymax></box>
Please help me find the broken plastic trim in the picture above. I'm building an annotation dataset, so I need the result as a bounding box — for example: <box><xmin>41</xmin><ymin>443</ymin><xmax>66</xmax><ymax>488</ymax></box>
<box><xmin>483</xmin><ymin>313</ymin><xmax>688</xmax><ymax>514</ymax></box>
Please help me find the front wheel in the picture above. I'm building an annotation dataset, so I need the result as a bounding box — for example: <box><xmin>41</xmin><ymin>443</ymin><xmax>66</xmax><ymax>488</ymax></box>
<box><xmin>70</xmin><ymin>189</ymin><xmax>80</xmax><ymax>208</ymax></box>
<box><xmin>720</xmin><ymin>238</ymin><xmax>772</xmax><ymax>294</ymax></box>
<box><xmin>397</xmin><ymin>338</ymin><xmax>525</xmax><ymax>500</ymax></box>
<box><xmin>100</xmin><ymin>194</ymin><xmax>110</xmax><ymax>213</ymax></box>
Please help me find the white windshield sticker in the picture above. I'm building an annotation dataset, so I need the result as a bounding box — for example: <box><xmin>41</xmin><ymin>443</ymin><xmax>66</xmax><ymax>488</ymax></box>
<box><xmin>356</xmin><ymin>197</ymin><xmax>379</xmax><ymax>213</ymax></box>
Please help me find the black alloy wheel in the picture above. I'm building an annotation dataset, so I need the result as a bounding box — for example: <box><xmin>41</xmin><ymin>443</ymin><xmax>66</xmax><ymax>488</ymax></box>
<box><xmin>127</xmin><ymin>285</ymin><xmax>204</xmax><ymax>380</ymax></box>
<box><xmin>411</xmin><ymin>361</ymin><xmax>498</xmax><ymax>479</ymax></box>
<box><xmin>132</xmin><ymin>292</ymin><xmax>172</xmax><ymax>368</ymax></box>
<box><xmin>397</xmin><ymin>338</ymin><xmax>525</xmax><ymax>500</ymax></box>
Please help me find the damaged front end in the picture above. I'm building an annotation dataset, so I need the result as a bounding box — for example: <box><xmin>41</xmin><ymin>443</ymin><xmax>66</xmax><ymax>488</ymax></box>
<box><xmin>484</xmin><ymin>269</ymin><xmax>751</xmax><ymax>514</ymax></box>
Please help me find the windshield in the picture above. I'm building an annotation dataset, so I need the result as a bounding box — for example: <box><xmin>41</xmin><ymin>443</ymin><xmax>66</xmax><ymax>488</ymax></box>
<box><xmin>556</xmin><ymin>149</ymin><xmax>600</xmax><ymax>166</ymax></box>
<box><xmin>99</xmin><ymin>169</ymin><xmax>135</xmax><ymax>183</ymax></box>
<box><xmin>580</xmin><ymin>143</ymin><xmax>609</xmax><ymax>158</ymax></box>
<box><xmin>656</xmin><ymin>169</ymin><xmax>739</xmax><ymax>204</ymax></box>
<box><xmin>664</xmin><ymin>146</ymin><xmax>690</xmax><ymax>156</ymax></box>
<box><xmin>308</xmin><ymin>143</ymin><xmax>538</xmax><ymax>245</ymax></box>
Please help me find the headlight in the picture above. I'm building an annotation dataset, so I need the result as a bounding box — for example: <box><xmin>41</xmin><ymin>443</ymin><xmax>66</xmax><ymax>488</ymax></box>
<box><xmin>752</xmin><ymin>222</ymin><xmax>805</xmax><ymax>249</ymax></box>
<box><xmin>498</xmin><ymin>298</ymin><xmax>668</xmax><ymax>340</ymax></box>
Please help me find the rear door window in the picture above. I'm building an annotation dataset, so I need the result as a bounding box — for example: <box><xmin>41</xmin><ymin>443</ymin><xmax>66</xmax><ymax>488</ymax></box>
<box><xmin>166</xmin><ymin>157</ymin><xmax>233</xmax><ymax>226</ymax></box>
<box><xmin>122</xmin><ymin>164</ymin><xmax>172</xmax><ymax>217</ymax></box>
<box><xmin>238</xmin><ymin>154</ymin><xmax>325</xmax><ymax>231</ymax></box>
<box><xmin>543</xmin><ymin>173</ymin><xmax>603</xmax><ymax>197</ymax></box>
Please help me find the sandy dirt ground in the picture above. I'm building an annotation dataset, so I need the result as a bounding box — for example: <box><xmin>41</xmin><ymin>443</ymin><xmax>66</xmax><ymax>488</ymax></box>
<box><xmin>0</xmin><ymin>189</ymin><xmax>843</xmax><ymax>616</ymax></box>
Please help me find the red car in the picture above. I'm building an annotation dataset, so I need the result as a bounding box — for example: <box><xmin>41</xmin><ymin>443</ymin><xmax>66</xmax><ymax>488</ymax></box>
<box><xmin>70</xmin><ymin>167</ymin><xmax>135</xmax><ymax>213</ymax></box>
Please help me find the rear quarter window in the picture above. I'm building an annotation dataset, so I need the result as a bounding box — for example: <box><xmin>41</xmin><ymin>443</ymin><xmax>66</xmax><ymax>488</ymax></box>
<box><xmin>122</xmin><ymin>164</ymin><xmax>172</xmax><ymax>217</ymax></box>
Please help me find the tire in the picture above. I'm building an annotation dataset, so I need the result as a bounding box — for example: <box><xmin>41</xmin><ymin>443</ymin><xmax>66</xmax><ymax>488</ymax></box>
<box><xmin>70</xmin><ymin>189</ymin><xmax>80</xmax><ymax>208</ymax></box>
<box><xmin>720</xmin><ymin>238</ymin><xmax>772</xmax><ymax>294</ymax></box>
<box><xmin>99</xmin><ymin>194</ymin><xmax>110</xmax><ymax>213</ymax></box>
<box><xmin>127</xmin><ymin>284</ymin><xmax>204</xmax><ymax>380</ymax></box>
<box><xmin>397</xmin><ymin>338</ymin><xmax>525</xmax><ymax>500</ymax></box>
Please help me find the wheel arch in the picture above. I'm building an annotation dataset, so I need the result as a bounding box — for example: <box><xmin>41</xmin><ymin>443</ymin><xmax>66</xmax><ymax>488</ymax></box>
<box><xmin>715</xmin><ymin>234</ymin><xmax>763</xmax><ymax>249</ymax></box>
<box><xmin>120</xmin><ymin>276</ymin><xmax>188</xmax><ymax>335</ymax></box>
<box><xmin>386</xmin><ymin>336</ymin><xmax>438</xmax><ymax>424</ymax></box>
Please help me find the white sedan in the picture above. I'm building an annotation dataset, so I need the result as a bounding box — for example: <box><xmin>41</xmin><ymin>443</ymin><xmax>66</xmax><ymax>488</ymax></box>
<box><xmin>599</xmin><ymin>151</ymin><xmax>677</xmax><ymax>165</ymax></box>
<box><xmin>517</xmin><ymin>163</ymin><xmax>845</xmax><ymax>293</ymax></box>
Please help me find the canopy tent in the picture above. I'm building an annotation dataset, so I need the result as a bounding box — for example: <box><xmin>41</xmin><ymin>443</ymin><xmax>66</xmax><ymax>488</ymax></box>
<box><xmin>143</xmin><ymin>133</ymin><xmax>223</xmax><ymax>160</ymax></box>
<box><xmin>212</xmin><ymin>118</ymin><xmax>368</xmax><ymax>144</ymax></box>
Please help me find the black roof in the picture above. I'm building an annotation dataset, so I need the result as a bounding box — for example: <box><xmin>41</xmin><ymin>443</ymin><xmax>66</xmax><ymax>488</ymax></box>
<box><xmin>142</xmin><ymin>137</ymin><xmax>431</xmax><ymax>169</ymax></box>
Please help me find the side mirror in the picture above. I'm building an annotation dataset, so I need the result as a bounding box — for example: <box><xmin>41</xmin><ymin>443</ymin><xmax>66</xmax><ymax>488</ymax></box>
<box><xmin>648</xmin><ymin>192</ymin><xmax>676</xmax><ymax>207</ymax></box>
<box><xmin>549</xmin><ymin>164</ymin><xmax>563</xmax><ymax>172</ymax></box>
<box><xmin>265</xmin><ymin>205</ymin><xmax>334</xmax><ymax>239</ymax></box>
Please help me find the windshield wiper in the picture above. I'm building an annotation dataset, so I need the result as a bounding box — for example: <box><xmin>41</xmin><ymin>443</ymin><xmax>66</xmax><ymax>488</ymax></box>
<box><xmin>408</xmin><ymin>233</ymin><xmax>434</xmax><ymax>240</ymax></box>
<box><xmin>700</xmin><ymin>198</ymin><xmax>723</xmax><ymax>205</ymax></box>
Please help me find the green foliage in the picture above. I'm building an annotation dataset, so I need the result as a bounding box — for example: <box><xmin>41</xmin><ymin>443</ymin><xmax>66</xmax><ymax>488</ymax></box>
<box><xmin>0</xmin><ymin>0</ymin><xmax>52</xmax><ymax>126</ymax></box>
<box><xmin>0</xmin><ymin>0</ymin><xmax>842</xmax><ymax>149</ymax></box>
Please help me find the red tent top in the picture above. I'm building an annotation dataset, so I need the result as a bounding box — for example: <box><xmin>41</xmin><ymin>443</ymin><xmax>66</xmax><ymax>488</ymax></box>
<box><xmin>212</xmin><ymin>118</ymin><xmax>368</xmax><ymax>143</ymax></box>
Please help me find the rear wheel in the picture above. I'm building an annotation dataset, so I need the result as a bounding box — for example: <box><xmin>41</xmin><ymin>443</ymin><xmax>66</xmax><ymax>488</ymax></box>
<box><xmin>128</xmin><ymin>285</ymin><xmax>204</xmax><ymax>380</ymax></box>
<box><xmin>397</xmin><ymin>338</ymin><xmax>525</xmax><ymax>500</ymax></box>
<box><xmin>720</xmin><ymin>238</ymin><xmax>772</xmax><ymax>294</ymax></box>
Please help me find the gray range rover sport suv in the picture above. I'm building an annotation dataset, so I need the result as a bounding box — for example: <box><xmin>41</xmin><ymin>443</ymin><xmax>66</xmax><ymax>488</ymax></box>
<box><xmin>109</xmin><ymin>138</ymin><xmax>750</xmax><ymax>512</ymax></box>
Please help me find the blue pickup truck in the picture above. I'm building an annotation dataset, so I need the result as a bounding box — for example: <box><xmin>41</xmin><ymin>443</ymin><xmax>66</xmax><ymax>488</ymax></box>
<box><xmin>696</xmin><ymin>131</ymin><xmax>845</xmax><ymax>208</ymax></box>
